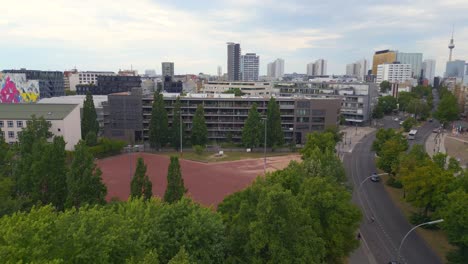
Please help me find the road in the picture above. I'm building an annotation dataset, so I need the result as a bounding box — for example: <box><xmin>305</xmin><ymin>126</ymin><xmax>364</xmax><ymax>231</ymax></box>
<box><xmin>347</xmin><ymin>89</ymin><xmax>442</xmax><ymax>263</ymax></box>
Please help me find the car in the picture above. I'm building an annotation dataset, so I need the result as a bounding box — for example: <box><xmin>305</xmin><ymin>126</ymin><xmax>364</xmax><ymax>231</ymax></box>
<box><xmin>429</xmin><ymin>118</ymin><xmax>433</xmax><ymax>122</ymax></box>
<box><xmin>433</xmin><ymin>128</ymin><xmax>440</xmax><ymax>133</ymax></box>
<box><xmin>399</xmin><ymin>121</ymin><xmax>404</xmax><ymax>125</ymax></box>
<box><xmin>370</xmin><ymin>172</ymin><xmax>380</xmax><ymax>182</ymax></box>
<box><xmin>394</xmin><ymin>117</ymin><xmax>399</xmax><ymax>121</ymax></box>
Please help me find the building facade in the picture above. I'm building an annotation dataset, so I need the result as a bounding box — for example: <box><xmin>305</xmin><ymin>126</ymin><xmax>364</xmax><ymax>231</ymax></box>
<box><xmin>65</xmin><ymin>71</ymin><xmax>116</xmax><ymax>91</ymax></box>
<box><xmin>346</xmin><ymin>59</ymin><xmax>368</xmax><ymax>80</ymax></box>
<box><xmin>276</xmin><ymin>82</ymin><xmax>378</xmax><ymax>125</ymax></box>
<box><xmin>162</xmin><ymin>62</ymin><xmax>174</xmax><ymax>77</ymax></box>
<box><xmin>240</xmin><ymin>53</ymin><xmax>259</xmax><ymax>81</ymax></box>
<box><xmin>396</xmin><ymin>52</ymin><xmax>423</xmax><ymax>78</ymax></box>
<box><xmin>306</xmin><ymin>63</ymin><xmax>315</xmax><ymax>76</ymax></box>
<box><xmin>3</xmin><ymin>69</ymin><xmax>64</xmax><ymax>99</ymax></box>
<box><xmin>422</xmin><ymin>59</ymin><xmax>436</xmax><ymax>85</ymax></box>
<box><xmin>76</xmin><ymin>75</ymin><xmax>142</xmax><ymax>95</ymax></box>
<box><xmin>314</xmin><ymin>59</ymin><xmax>327</xmax><ymax>76</ymax></box>
<box><xmin>0</xmin><ymin>104</ymin><xmax>81</xmax><ymax>150</ymax></box>
<box><xmin>376</xmin><ymin>64</ymin><xmax>412</xmax><ymax>84</ymax></box>
<box><xmin>267</xmin><ymin>58</ymin><xmax>284</xmax><ymax>79</ymax></box>
<box><xmin>445</xmin><ymin>60</ymin><xmax>466</xmax><ymax>79</ymax></box>
<box><xmin>227</xmin><ymin>42</ymin><xmax>241</xmax><ymax>81</ymax></box>
<box><xmin>202</xmin><ymin>81</ymin><xmax>275</xmax><ymax>96</ymax></box>
<box><xmin>372</xmin><ymin>50</ymin><xmax>396</xmax><ymax>75</ymax></box>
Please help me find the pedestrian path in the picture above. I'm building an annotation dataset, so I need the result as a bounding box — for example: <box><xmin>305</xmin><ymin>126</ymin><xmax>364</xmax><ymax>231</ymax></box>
<box><xmin>337</xmin><ymin>126</ymin><xmax>375</xmax><ymax>160</ymax></box>
<box><xmin>425</xmin><ymin>131</ymin><xmax>446</xmax><ymax>157</ymax></box>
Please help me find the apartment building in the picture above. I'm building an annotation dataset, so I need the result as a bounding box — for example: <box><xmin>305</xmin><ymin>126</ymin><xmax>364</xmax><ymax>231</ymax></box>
<box><xmin>0</xmin><ymin>104</ymin><xmax>81</xmax><ymax>150</ymax></box>
<box><xmin>202</xmin><ymin>81</ymin><xmax>276</xmax><ymax>96</ymax></box>
<box><xmin>376</xmin><ymin>64</ymin><xmax>412</xmax><ymax>84</ymax></box>
<box><xmin>76</xmin><ymin>75</ymin><xmax>142</xmax><ymax>95</ymax></box>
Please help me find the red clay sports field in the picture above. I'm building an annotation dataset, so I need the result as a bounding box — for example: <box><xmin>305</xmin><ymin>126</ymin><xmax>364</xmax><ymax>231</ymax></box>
<box><xmin>97</xmin><ymin>153</ymin><xmax>299</xmax><ymax>207</ymax></box>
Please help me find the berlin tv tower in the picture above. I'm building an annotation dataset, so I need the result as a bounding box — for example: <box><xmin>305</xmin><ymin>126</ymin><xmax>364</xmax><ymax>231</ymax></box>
<box><xmin>448</xmin><ymin>26</ymin><xmax>455</xmax><ymax>61</ymax></box>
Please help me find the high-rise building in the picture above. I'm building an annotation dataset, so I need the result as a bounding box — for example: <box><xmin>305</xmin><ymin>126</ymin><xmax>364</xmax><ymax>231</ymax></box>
<box><xmin>240</xmin><ymin>53</ymin><xmax>259</xmax><ymax>81</ymax></box>
<box><xmin>445</xmin><ymin>60</ymin><xmax>465</xmax><ymax>79</ymax></box>
<box><xmin>267</xmin><ymin>58</ymin><xmax>284</xmax><ymax>79</ymax></box>
<box><xmin>227</xmin><ymin>42</ymin><xmax>241</xmax><ymax>81</ymax></box>
<box><xmin>376</xmin><ymin>63</ymin><xmax>412</xmax><ymax>84</ymax></box>
<box><xmin>422</xmin><ymin>59</ymin><xmax>436</xmax><ymax>85</ymax></box>
<box><xmin>217</xmin><ymin>66</ymin><xmax>222</xmax><ymax>78</ymax></box>
<box><xmin>372</xmin><ymin>50</ymin><xmax>396</xmax><ymax>75</ymax></box>
<box><xmin>313</xmin><ymin>59</ymin><xmax>327</xmax><ymax>75</ymax></box>
<box><xmin>144</xmin><ymin>69</ymin><xmax>157</xmax><ymax>77</ymax></box>
<box><xmin>161</xmin><ymin>62</ymin><xmax>174</xmax><ymax>77</ymax></box>
<box><xmin>396</xmin><ymin>52</ymin><xmax>423</xmax><ymax>77</ymax></box>
<box><xmin>346</xmin><ymin>59</ymin><xmax>369</xmax><ymax>80</ymax></box>
<box><xmin>306</xmin><ymin>63</ymin><xmax>315</xmax><ymax>76</ymax></box>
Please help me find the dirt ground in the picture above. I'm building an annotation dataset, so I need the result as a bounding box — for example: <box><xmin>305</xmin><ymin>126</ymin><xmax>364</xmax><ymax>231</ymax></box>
<box><xmin>97</xmin><ymin>153</ymin><xmax>300</xmax><ymax>207</ymax></box>
<box><xmin>444</xmin><ymin>135</ymin><xmax>468</xmax><ymax>167</ymax></box>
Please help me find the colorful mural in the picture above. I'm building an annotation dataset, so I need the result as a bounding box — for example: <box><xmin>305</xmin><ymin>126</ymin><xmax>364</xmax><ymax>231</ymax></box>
<box><xmin>0</xmin><ymin>73</ymin><xmax>40</xmax><ymax>103</ymax></box>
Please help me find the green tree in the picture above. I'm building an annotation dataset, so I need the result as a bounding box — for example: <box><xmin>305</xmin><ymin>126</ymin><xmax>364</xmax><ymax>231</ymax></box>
<box><xmin>380</xmin><ymin>80</ymin><xmax>391</xmax><ymax>93</ymax></box>
<box><xmin>191</xmin><ymin>104</ymin><xmax>208</xmax><ymax>146</ymax></box>
<box><xmin>440</xmin><ymin>190</ymin><xmax>468</xmax><ymax>264</ymax></box>
<box><xmin>402</xmin><ymin>117</ymin><xmax>417</xmax><ymax>132</ymax></box>
<box><xmin>171</xmin><ymin>97</ymin><xmax>183</xmax><ymax>150</ymax></box>
<box><xmin>397</xmin><ymin>91</ymin><xmax>417</xmax><ymax>112</ymax></box>
<box><xmin>301</xmin><ymin>132</ymin><xmax>336</xmax><ymax>158</ymax></box>
<box><xmin>223</xmin><ymin>88</ymin><xmax>243</xmax><ymax>96</ymax></box>
<box><xmin>168</xmin><ymin>247</ymin><xmax>190</xmax><ymax>264</ymax></box>
<box><xmin>377</xmin><ymin>138</ymin><xmax>407</xmax><ymax>174</ymax></box>
<box><xmin>65</xmin><ymin>141</ymin><xmax>107</xmax><ymax>208</ymax></box>
<box><xmin>432</xmin><ymin>152</ymin><xmax>448</xmax><ymax>170</ymax></box>
<box><xmin>448</xmin><ymin>157</ymin><xmax>462</xmax><ymax>173</ymax></box>
<box><xmin>130</xmin><ymin>157</ymin><xmax>153</xmax><ymax>200</ymax></box>
<box><xmin>407</xmin><ymin>98</ymin><xmax>430</xmax><ymax>120</ymax></box>
<box><xmin>372</xmin><ymin>128</ymin><xmax>407</xmax><ymax>156</ymax></box>
<box><xmin>377</xmin><ymin>95</ymin><xmax>398</xmax><ymax>114</ymax></box>
<box><xmin>435</xmin><ymin>91</ymin><xmax>459</xmax><ymax>124</ymax></box>
<box><xmin>149</xmin><ymin>92</ymin><xmax>169</xmax><ymax>150</ymax></box>
<box><xmin>266</xmin><ymin>97</ymin><xmax>284</xmax><ymax>147</ymax></box>
<box><xmin>81</xmin><ymin>91</ymin><xmax>99</xmax><ymax>142</ymax></box>
<box><xmin>0</xmin><ymin>127</ymin><xmax>12</xmax><ymax>177</ymax></box>
<box><xmin>164</xmin><ymin>156</ymin><xmax>186</xmax><ymax>203</ymax></box>
<box><xmin>325</xmin><ymin>126</ymin><xmax>343</xmax><ymax>143</ymax></box>
<box><xmin>372</xmin><ymin>104</ymin><xmax>384</xmax><ymax>119</ymax></box>
<box><xmin>242</xmin><ymin>103</ymin><xmax>263</xmax><ymax>148</ymax></box>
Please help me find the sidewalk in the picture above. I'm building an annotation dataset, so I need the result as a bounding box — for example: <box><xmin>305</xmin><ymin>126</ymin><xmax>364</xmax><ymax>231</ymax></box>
<box><xmin>337</xmin><ymin>126</ymin><xmax>376</xmax><ymax>160</ymax></box>
<box><xmin>425</xmin><ymin>131</ymin><xmax>446</xmax><ymax>157</ymax></box>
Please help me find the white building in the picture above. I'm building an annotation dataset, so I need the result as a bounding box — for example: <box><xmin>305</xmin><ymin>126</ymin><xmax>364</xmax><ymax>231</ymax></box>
<box><xmin>38</xmin><ymin>95</ymin><xmax>108</xmax><ymax>132</ymax></box>
<box><xmin>376</xmin><ymin>63</ymin><xmax>412</xmax><ymax>84</ymax></box>
<box><xmin>240</xmin><ymin>53</ymin><xmax>259</xmax><ymax>81</ymax></box>
<box><xmin>66</xmin><ymin>71</ymin><xmax>116</xmax><ymax>91</ymax></box>
<box><xmin>0</xmin><ymin>104</ymin><xmax>81</xmax><ymax>150</ymax></box>
<box><xmin>267</xmin><ymin>58</ymin><xmax>284</xmax><ymax>79</ymax></box>
<box><xmin>306</xmin><ymin>63</ymin><xmax>315</xmax><ymax>76</ymax></box>
<box><xmin>162</xmin><ymin>62</ymin><xmax>175</xmax><ymax>77</ymax></box>
<box><xmin>346</xmin><ymin>59</ymin><xmax>368</xmax><ymax>80</ymax></box>
<box><xmin>202</xmin><ymin>81</ymin><xmax>276</xmax><ymax>96</ymax></box>
<box><xmin>422</xmin><ymin>59</ymin><xmax>436</xmax><ymax>85</ymax></box>
<box><xmin>314</xmin><ymin>59</ymin><xmax>327</xmax><ymax>75</ymax></box>
<box><xmin>396</xmin><ymin>52</ymin><xmax>423</xmax><ymax>78</ymax></box>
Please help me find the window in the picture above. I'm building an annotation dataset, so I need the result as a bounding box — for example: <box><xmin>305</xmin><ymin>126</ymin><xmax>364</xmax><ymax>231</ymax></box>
<box><xmin>8</xmin><ymin>131</ymin><xmax>14</xmax><ymax>138</ymax></box>
<box><xmin>0</xmin><ymin>121</ymin><xmax>3</xmax><ymax>127</ymax></box>
<box><xmin>17</xmin><ymin>121</ymin><xmax>23</xmax><ymax>128</ymax></box>
<box><xmin>311</xmin><ymin>109</ymin><xmax>326</xmax><ymax>116</ymax></box>
<box><xmin>7</xmin><ymin>121</ymin><xmax>13</xmax><ymax>128</ymax></box>
<box><xmin>58</xmin><ymin>128</ymin><xmax>61</xmax><ymax>132</ymax></box>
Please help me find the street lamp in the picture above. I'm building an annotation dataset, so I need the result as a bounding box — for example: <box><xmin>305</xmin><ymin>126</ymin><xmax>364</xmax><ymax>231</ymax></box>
<box><xmin>396</xmin><ymin>219</ymin><xmax>444</xmax><ymax>263</ymax></box>
<box><xmin>262</xmin><ymin>117</ymin><xmax>267</xmax><ymax>174</ymax></box>
<box><xmin>358</xmin><ymin>173</ymin><xmax>388</xmax><ymax>190</ymax></box>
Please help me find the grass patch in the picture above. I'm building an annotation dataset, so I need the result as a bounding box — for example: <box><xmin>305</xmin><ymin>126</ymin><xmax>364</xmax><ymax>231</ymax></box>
<box><xmin>161</xmin><ymin>151</ymin><xmax>293</xmax><ymax>163</ymax></box>
<box><xmin>381</xmin><ymin>175</ymin><xmax>455</xmax><ymax>263</ymax></box>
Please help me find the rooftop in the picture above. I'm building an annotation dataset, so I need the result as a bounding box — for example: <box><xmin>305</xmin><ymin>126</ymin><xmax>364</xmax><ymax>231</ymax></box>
<box><xmin>0</xmin><ymin>103</ymin><xmax>79</xmax><ymax>120</ymax></box>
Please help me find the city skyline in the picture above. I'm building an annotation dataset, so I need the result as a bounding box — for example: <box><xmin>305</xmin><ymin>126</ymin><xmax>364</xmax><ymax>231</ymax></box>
<box><xmin>1</xmin><ymin>0</ymin><xmax>467</xmax><ymax>76</ymax></box>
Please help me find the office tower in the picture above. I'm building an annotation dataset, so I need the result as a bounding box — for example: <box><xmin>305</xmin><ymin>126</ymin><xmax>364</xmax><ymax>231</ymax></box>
<box><xmin>445</xmin><ymin>60</ymin><xmax>466</xmax><ymax>78</ymax></box>
<box><xmin>422</xmin><ymin>59</ymin><xmax>436</xmax><ymax>85</ymax></box>
<box><xmin>372</xmin><ymin>50</ymin><xmax>396</xmax><ymax>75</ymax></box>
<box><xmin>448</xmin><ymin>27</ymin><xmax>455</xmax><ymax>62</ymax></box>
<box><xmin>376</xmin><ymin>64</ymin><xmax>412</xmax><ymax>84</ymax></box>
<box><xmin>307</xmin><ymin>63</ymin><xmax>315</xmax><ymax>76</ymax></box>
<box><xmin>217</xmin><ymin>66</ymin><xmax>222</xmax><ymax>77</ymax></box>
<box><xmin>267</xmin><ymin>58</ymin><xmax>284</xmax><ymax>78</ymax></box>
<box><xmin>396</xmin><ymin>52</ymin><xmax>423</xmax><ymax>77</ymax></box>
<box><xmin>240</xmin><ymin>53</ymin><xmax>259</xmax><ymax>81</ymax></box>
<box><xmin>227</xmin><ymin>42</ymin><xmax>241</xmax><ymax>81</ymax></box>
<box><xmin>161</xmin><ymin>62</ymin><xmax>174</xmax><ymax>77</ymax></box>
<box><xmin>314</xmin><ymin>59</ymin><xmax>327</xmax><ymax>75</ymax></box>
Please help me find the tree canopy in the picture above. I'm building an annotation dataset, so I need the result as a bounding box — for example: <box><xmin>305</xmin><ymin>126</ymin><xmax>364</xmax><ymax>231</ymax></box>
<box><xmin>130</xmin><ymin>157</ymin><xmax>153</xmax><ymax>200</ymax></box>
<box><xmin>171</xmin><ymin>97</ymin><xmax>183</xmax><ymax>150</ymax></box>
<box><xmin>242</xmin><ymin>103</ymin><xmax>264</xmax><ymax>148</ymax></box>
<box><xmin>266</xmin><ymin>97</ymin><xmax>284</xmax><ymax>147</ymax></box>
<box><xmin>164</xmin><ymin>156</ymin><xmax>186</xmax><ymax>203</ymax></box>
<box><xmin>149</xmin><ymin>92</ymin><xmax>169</xmax><ymax>150</ymax></box>
<box><xmin>191</xmin><ymin>104</ymin><xmax>208</xmax><ymax>146</ymax></box>
<box><xmin>380</xmin><ymin>81</ymin><xmax>391</xmax><ymax>93</ymax></box>
<box><xmin>434</xmin><ymin>91</ymin><xmax>459</xmax><ymax>124</ymax></box>
<box><xmin>81</xmin><ymin>91</ymin><xmax>99</xmax><ymax>142</ymax></box>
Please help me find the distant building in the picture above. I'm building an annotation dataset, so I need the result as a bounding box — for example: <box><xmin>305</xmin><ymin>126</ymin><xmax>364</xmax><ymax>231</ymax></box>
<box><xmin>161</xmin><ymin>62</ymin><xmax>174</xmax><ymax>77</ymax></box>
<box><xmin>202</xmin><ymin>81</ymin><xmax>275</xmax><ymax>96</ymax></box>
<box><xmin>376</xmin><ymin>63</ymin><xmax>412</xmax><ymax>84</ymax></box>
<box><xmin>445</xmin><ymin>60</ymin><xmax>465</xmax><ymax>79</ymax></box>
<box><xmin>314</xmin><ymin>59</ymin><xmax>327</xmax><ymax>76</ymax></box>
<box><xmin>217</xmin><ymin>66</ymin><xmax>222</xmax><ymax>79</ymax></box>
<box><xmin>118</xmin><ymin>69</ymin><xmax>138</xmax><ymax>76</ymax></box>
<box><xmin>422</xmin><ymin>59</ymin><xmax>436</xmax><ymax>85</ymax></box>
<box><xmin>346</xmin><ymin>59</ymin><xmax>368</xmax><ymax>80</ymax></box>
<box><xmin>267</xmin><ymin>58</ymin><xmax>284</xmax><ymax>79</ymax></box>
<box><xmin>240</xmin><ymin>53</ymin><xmax>259</xmax><ymax>81</ymax></box>
<box><xmin>306</xmin><ymin>63</ymin><xmax>315</xmax><ymax>76</ymax></box>
<box><xmin>65</xmin><ymin>70</ymin><xmax>116</xmax><ymax>91</ymax></box>
<box><xmin>0</xmin><ymin>103</ymin><xmax>81</xmax><ymax>150</ymax></box>
<box><xmin>227</xmin><ymin>42</ymin><xmax>241</xmax><ymax>81</ymax></box>
<box><xmin>2</xmin><ymin>69</ymin><xmax>65</xmax><ymax>100</ymax></box>
<box><xmin>372</xmin><ymin>50</ymin><xmax>396</xmax><ymax>75</ymax></box>
<box><xmin>76</xmin><ymin>75</ymin><xmax>141</xmax><ymax>95</ymax></box>
<box><xmin>144</xmin><ymin>69</ymin><xmax>157</xmax><ymax>77</ymax></box>
<box><xmin>396</xmin><ymin>52</ymin><xmax>423</xmax><ymax>78</ymax></box>
<box><xmin>163</xmin><ymin>76</ymin><xmax>183</xmax><ymax>93</ymax></box>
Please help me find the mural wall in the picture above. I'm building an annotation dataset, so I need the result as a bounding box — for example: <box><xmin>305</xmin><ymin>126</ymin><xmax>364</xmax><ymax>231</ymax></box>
<box><xmin>0</xmin><ymin>73</ymin><xmax>40</xmax><ymax>103</ymax></box>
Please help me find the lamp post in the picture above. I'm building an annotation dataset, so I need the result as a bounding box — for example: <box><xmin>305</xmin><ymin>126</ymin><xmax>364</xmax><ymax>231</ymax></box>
<box><xmin>396</xmin><ymin>219</ymin><xmax>444</xmax><ymax>263</ymax></box>
<box><xmin>262</xmin><ymin>117</ymin><xmax>267</xmax><ymax>174</ymax></box>
<box><xmin>358</xmin><ymin>173</ymin><xmax>388</xmax><ymax>190</ymax></box>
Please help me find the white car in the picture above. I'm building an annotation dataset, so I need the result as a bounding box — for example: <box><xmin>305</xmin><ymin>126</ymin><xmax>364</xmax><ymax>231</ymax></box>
<box><xmin>399</xmin><ymin>121</ymin><xmax>404</xmax><ymax>125</ymax></box>
<box><xmin>394</xmin><ymin>117</ymin><xmax>399</xmax><ymax>121</ymax></box>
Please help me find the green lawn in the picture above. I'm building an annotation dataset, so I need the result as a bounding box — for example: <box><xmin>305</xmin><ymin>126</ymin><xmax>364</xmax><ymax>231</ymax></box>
<box><xmin>160</xmin><ymin>151</ymin><xmax>294</xmax><ymax>163</ymax></box>
<box><xmin>381</xmin><ymin>175</ymin><xmax>455</xmax><ymax>263</ymax></box>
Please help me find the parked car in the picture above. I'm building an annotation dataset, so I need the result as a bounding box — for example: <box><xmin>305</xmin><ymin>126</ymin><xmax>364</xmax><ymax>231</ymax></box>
<box><xmin>399</xmin><ymin>121</ymin><xmax>404</xmax><ymax>126</ymax></box>
<box><xmin>429</xmin><ymin>118</ymin><xmax>433</xmax><ymax>122</ymax></box>
<box><xmin>394</xmin><ymin>117</ymin><xmax>399</xmax><ymax>121</ymax></box>
<box><xmin>370</xmin><ymin>172</ymin><xmax>380</xmax><ymax>182</ymax></box>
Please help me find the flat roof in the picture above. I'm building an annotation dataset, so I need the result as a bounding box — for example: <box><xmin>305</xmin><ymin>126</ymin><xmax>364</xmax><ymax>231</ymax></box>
<box><xmin>0</xmin><ymin>103</ymin><xmax>78</xmax><ymax>120</ymax></box>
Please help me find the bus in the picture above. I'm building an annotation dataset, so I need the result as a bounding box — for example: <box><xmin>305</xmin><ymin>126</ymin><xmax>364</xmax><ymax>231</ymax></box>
<box><xmin>408</xmin><ymin>129</ymin><xmax>418</xmax><ymax>140</ymax></box>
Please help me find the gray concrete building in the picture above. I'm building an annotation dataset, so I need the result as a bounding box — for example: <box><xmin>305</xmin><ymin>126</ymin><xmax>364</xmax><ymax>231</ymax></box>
<box><xmin>227</xmin><ymin>42</ymin><xmax>241</xmax><ymax>81</ymax></box>
<box><xmin>162</xmin><ymin>62</ymin><xmax>174</xmax><ymax>77</ymax></box>
<box><xmin>241</xmin><ymin>53</ymin><xmax>259</xmax><ymax>81</ymax></box>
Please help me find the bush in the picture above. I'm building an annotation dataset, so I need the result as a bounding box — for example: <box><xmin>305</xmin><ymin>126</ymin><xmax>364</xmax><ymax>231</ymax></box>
<box><xmin>193</xmin><ymin>145</ymin><xmax>205</xmax><ymax>155</ymax></box>
<box><xmin>386</xmin><ymin>177</ymin><xmax>403</xmax><ymax>188</ymax></box>
<box><xmin>89</xmin><ymin>138</ymin><xmax>126</xmax><ymax>158</ymax></box>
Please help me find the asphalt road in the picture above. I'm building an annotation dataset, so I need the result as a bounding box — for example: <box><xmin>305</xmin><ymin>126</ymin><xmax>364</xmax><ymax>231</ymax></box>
<box><xmin>347</xmin><ymin>89</ymin><xmax>442</xmax><ymax>264</ymax></box>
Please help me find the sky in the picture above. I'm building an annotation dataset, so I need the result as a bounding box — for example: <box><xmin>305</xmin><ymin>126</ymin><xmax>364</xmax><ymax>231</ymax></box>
<box><xmin>1</xmin><ymin>0</ymin><xmax>467</xmax><ymax>76</ymax></box>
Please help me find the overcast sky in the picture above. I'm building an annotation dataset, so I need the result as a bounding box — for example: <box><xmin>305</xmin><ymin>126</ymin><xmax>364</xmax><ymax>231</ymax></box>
<box><xmin>1</xmin><ymin>0</ymin><xmax>467</xmax><ymax>76</ymax></box>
